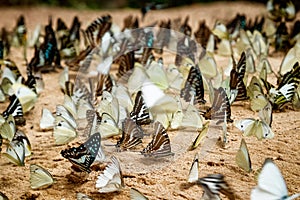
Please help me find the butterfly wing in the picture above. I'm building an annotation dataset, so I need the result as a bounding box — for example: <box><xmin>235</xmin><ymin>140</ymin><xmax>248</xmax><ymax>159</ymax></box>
<box><xmin>141</xmin><ymin>121</ymin><xmax>174</xmax><ymax>158</ymax></box>
<box><xmin>96</xmin><ymin>156</ymin><xmax>124</xmax><ymax>193</ymax></box>
<box><xmin>30</xmin><ymin>164</ymin><xmax>54</xmax><ymax>189</ymax></box>
<box><xmin>130</xmin><ymin>188</ymin><xmax>149</xmax><ymax>200</ymax></box>
<box><xmin>187</xmin><ymin>153</ymin><xmax>199</xmax><ymax>183</ymax></box>
<box><xmin>234</xmin><ymin>118</ymin><xmax>256</xmax><ymax>137</ymax></box>
<box><xmin>3</xmin><ymin>140</ymin><xmax>25</xmax><ymax>166</ymax></box>
<box><xmin>235</xmin><ymin>138</ymin><xmax>252</xmax><ymax>172</ymax></box>
<box><xmin>251</xmin><ymin>159</ymin><xmax>288</xmax><ymax>200</ymax></box>
<box><xmin>99</xmin><ymin>112</ymin><xmax>120</xmax><ymax>138</ymax></box>
<box><xmin>130</xmin><ymin>91</ymin><xmax>151</xmax><ymax>125</ymax></box>
<box><xmin>53</xmin><ymin>116</ymin><xmax>77</xmax><ymax>145</ymax></box>
<box><xmin>39</xmin><ymin>108</ymin><xmax>55</xmax><ymax>130</ymax></box>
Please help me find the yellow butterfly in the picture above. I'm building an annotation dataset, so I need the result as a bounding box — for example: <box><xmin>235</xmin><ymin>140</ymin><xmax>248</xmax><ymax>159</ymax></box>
<box><xmin>235</xmin><ymin>138</ymin><xmax>252</xmax><ymax>172</ymax></box>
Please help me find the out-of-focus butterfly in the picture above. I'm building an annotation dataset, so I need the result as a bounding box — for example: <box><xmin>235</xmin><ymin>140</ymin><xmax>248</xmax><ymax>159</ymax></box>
<box><xmin>229</xmin><ymin>52</ymin><xmax>248</xmax><ymax>101</ymax></box>
<box><xmin>116</xmin><ymin>118</ymin><xmax>144</xmax><ymax>151</ymax></box>
<box><xmin>76</xmin><ymin>193</ymin><xmax>93</xmax><ymax>200</ymax></box>
<box><xmin>266</xmin><ymin>0</ymin><xmax>295</xmax><ymax>22</ymax></box>
<box><xmin>2</xmin><ymin>140</ymin><xmax>25</xmax><ymax>166</ymax></box>
<box><xmin>274</xmin><ymin>22</ymin><xmax>290</xmax><ymax>52</ymax></box>
<box><xmin>96</xmin><ymin>156</ymin><xmax>124</xmax><ymax>193</ymax></box>
<box><xmin>279</xmin><ymin>42</ymin><xmax>300</xmax><ymax>76</ymax></box>
<box><xmin>30</xmin><ymin>164</ymin><xmax>54</xmax><ymax>189</ymax></box>
<box><xmin>130</xmin><ymin>91</ymin><xmax>151</xmax><ymax>126</ymax></box>
<box><xmin>198</xmin><ymin>174</ymin><xmax>235</xmax><ymax>200</ymax></box>
<box><xmin>141</xmin><ymin>121</ymin><xmax>174</xmax><ymax>158</ymax></box>
<box><xmin>61</xmin><ymin>132</ymin><xmax>103</xmax><ymax>173</ymax></box>
<box><xmin>251</xmin><ymin>158</ymin><xmax>300</xmax><ymax>200</ymax></box>
<box><xmin>130</xmin><ymin>188</ymin><xmax>149</xmax><ymax>200</ymax></box>
<box><xmin>189</xmin><ymin>122</ymin><xmax>209</xmax><ymax>150</ymax></box>
<box><xmin>235</xmin><ymin>138</ymin><xmax>251</xmax><ymax>172</ymax></box>
<box><xmin>181</xmin><ymin>65</ymin><xmax>206</xmax><ymax>106</ymax></box>
<box><xmin>187</xmin><ymin>153</ymin><xmax>199</xmax><ymax>183</ymax></box>
<box><xmin>203</xmin><ymin>87</ymin><xmax>233</xmax><ymax>124</ymax></box>
<box><xmin>0</xmin><ymin>192</ymin><xmax>9</xmax><ymax>200</ymax></box>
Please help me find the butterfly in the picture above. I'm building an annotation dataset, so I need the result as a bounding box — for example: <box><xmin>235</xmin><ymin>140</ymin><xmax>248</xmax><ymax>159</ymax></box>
<box><xmin>2</xmin><ymin>94</ymin><xmax>26</xmax><ymax>126</ymax></box>
<box><xmin>95</xmin><ymin>156</ymin><xmax>124</xmax><ymax>193</ymax></box>
<box><xmin>115</xmin><ymin>51</ymin><xmax>135</xmax><ymax>78</ymax></box>
<box><xmin>0</xmin><ymin>192</ymin><xmax>9</xmax><ymax>200</ymax></box>
<box><xmin>130</xmin><ymin>188</ymin><xmax>148</xmax><ymax>200</ymax></box>
<box><xmin>130</xmin><ymin>91</ymin><xmax>151</xmax><ymax>126</ymax></box>
<box><xmin>13</xmin><ymin>130</ymin><xmax>31</xmax><ymax>157</ymax></box>
<box><xmin>2</xmin><ymin>140</ymin><xmax>25</xmax><ymax>166</ymax></box>
<box><xmin>84</xmin><ymin>109</ymin><xmax>101</xmax><ymax>137</ymax></box>
<box><xmin>116</xmin><ymin>118</ymin><xmax>144</xmax><ymax>151</ymax></box>
<box><xmin>198</xmin><ymin>174</ymin><xmax>235</xmax><ymax>200</ymax></box>
<box><xmin>61</xmin><ymin>132</ymin><xmax>103</xmax><ymax>173</ymax></box>
<box><xmin>279</xmin><ymin>42</ymin><xmax>300</xmax><ymax>76</ymax></box>
<box><xmin>99</xmin><ymin>112</ymin><xmax>120</xmax><ymax>138</ymax></box>
<box><xmin>180</xmin><ymin>65</ymin><xmax>206</xmax><ymax>106</ymax></box>
<box><xmin>229</xmin><ymin>52</ymin><xmax>248</xmax><ymax>101</ymax></box>
<box><xmin>234</xmin><ymin>117</ymin><xmax>274</xmax><ymax>140</ymax></box>
<box><xmin>53</xmin><ymin>115</ymin><xmax>77</xmax><ymax>145</ymax></box>
<box><xmin>189</xmin><ymin>122</ymin><xmax>209</xmax><ymax>150</ymax></box>
<box><xmin>76</xmin><ymin>193</ymin><xmax>93</xmax><ymax>200</ymax></box>
<box><xmin>39</xmin><ymin>108</ymin><xmax>55</xmax><ymax>130</ymax></box>
<box><xmin>251</xmin><ymin>158</ymin><xmax>300</xmax><ymax>200</ymax></box>
<box><xmin>187</xmin><ymin>153</ymin><xmax>199</xmax><ymax>183</ymax></box>
<box><xmin>267</xmin><ymin>0</ymin><xmax>295</xmax><ymax>22</ymax></box>
<box><xmin>203</xmin><ymin>87</ymin><xmax>233</xmax><ymax>124</ymax></box>
<box><xmin>30</xmin><ymin>164</ymin><xmax>54</xmax><ymax>189</ymax></box>
<box><xmin>154</xmin><ymin>20</ymin><xmax>171</xmax><ymax>54</ymax></box>
<box><xmin>141</xmin><ymin>121</ymin><xmax>174</xmax><ymax>158</ymax></box>
<box><xmin>235</xmin><ymin>138</ymin><xmax>252</xmax><ymax>172</ymax></box>
<box><xmin>0</xmin><ymin>114</ymin><xmax>16</xmax><ymax>141</ymax></box>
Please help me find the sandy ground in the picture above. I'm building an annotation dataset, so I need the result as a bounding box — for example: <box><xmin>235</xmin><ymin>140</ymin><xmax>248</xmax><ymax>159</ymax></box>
<box><xmin>0</xmin><ymin>2</ymin><xmax>299</xmax><ymax>200</ymax></box>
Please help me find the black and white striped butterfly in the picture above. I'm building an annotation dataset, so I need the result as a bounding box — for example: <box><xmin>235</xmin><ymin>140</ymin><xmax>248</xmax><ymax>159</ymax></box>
<box><xmin>61</xmin><ymin>132</ymin><xmax>103</xmax><ymax>173</ymax></box>
<box><xmin>251</xmin><ymin>158</ymin><xmax>300</xmax><ymax>200</ymax></box>
<box><xmin>230</xmin><ymin>52</ymin><xmax>248</xmax><ymax>101</ymax></box>
<box><xmin>2</xmin><ymin>94</ymin><xmax>25</xmax><ymax>126</ymax></box>
<box><xmin>95</xmin><ymin>156</ymin><xmax>124</xmax><ymax>193</ymax></box>
<box><xmin>130</xmin><ymin>91</ymin><xmax>151</xmax><ymax>125</ymax></box>
<box><xmin>116</xmin><ymin>117</ymin><xmax>144</xmax><ymax>151</ymax></box>
<box><xmin>198</xmin><ymin>174</ymin><xmax>235</xmax><ymax>200</ymax></box>
<box><xmin>180</xmin><ymin>65</ymin><xmax>206</xmax><ymax>106</ymax></box>
<box><xmin>203</xmin><ymin>87</ymin><xmax>233</xmax><ymax>124</ymax></box>
<box><xmin>141</xmin><ymin>121</ymin><xmax>174</xmax><ymax>158</ymax></box>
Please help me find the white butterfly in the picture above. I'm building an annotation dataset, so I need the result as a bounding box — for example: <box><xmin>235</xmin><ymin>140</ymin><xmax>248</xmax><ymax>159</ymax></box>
<box><xmin>2</xmin><ymin>140</ymin><xmax>25</xmax><ymax>166</ymax></box>
<box><xmin>235</xmin><ymin>138</ymin><xmax>252</xmax><ymax>172</ymax></box>
<box><xmin>12</xmin><ymin>83</ymin><xmax>37</xmax><ymax>113</ymax></box>
<box><xmin>96</xmin><ymin>156</ymin><xmax>124</xmax><ymax>193</ymax></box>
<box><xmin>39</xmin><ymin>108</ymin><xmax>55</xmax><ymax>130</ymax></box>
<box><xmin>187</xmin><ymin>153</ymin><xmax>199</xmax><ymax>183</ymax></box>
<box><xmin>0</xmin><ymin>115</ymin><xmax>16</xmax><ymax>141</ymax></box>
<box><xmin>53</xmin><ymin>116</ymin><xmax>77</xmax><ymax>145</ymax></box>
<box><xmin>251</xmin><ymin>159</ymin><xmax>300</xmax><ymax>200</ymax></box>
<box><xmin>130</xmin><ymin>188</ymin><xmax>148</xmax><ymax>200</ymax></box>
<box><xmin>30</xmin><ymin>164</ymin><xmax>54</xmax><ymax>189</ymax></box>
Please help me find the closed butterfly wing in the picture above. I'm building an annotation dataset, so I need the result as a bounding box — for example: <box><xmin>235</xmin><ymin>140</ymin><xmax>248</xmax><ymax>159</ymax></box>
<box><xmin>99</xmin><ymin>112</ymin><xmax>120</xmax><ymax>138</ymax></box>
<box><xmin>0</xmin><ymin>115</ymin><xmax>16</xmax><ymax>141</ymax></box>
<box><xmin>76</xmin><ymin>193</ymin><xmax>93</xmax><ymax>200</ymax></box>
<box><xmin>198</xmin><ymin>51</ymin><xmax>218</xmax><ymax>79</ymax></box>
<box><xmin>3</xmin><ymin>140</ymin><xmax>25</xmax><ymax>166</ymax></box>
<box><xmin>56</xmin><ymin>105</ymin><xmax>77</xmax><ymax>129</ymax></box>
<box><xmin>251</xmin><ymin>159</ymin><xmax>300</xmax><ymax>200</ymax></box>
<box><xmin>0</xmin><ymin>192</ymin><xmax>9</xmax><ymax>200</ymax></box>
<box><xmin>96</xmin><ymin>156</ymin><xmax>124</xmax><ymax>193</ymax></box>
<box><xmin>146</xmin><ymin>61</ymin><xmax>169</xmax><ymax>90</ymax></box>
<box><xmin>130</xmin><ymin>188</ymin><xmax>148</xmax><ymax>200</ymax></box>
<box><xmin>116</xmin><ymin>118</ymin><xmax>144</xmax><ymax>151</ymax></box>
<box><xmin>198</xmin><ymin>174</ymin><xmax>235</xmax><ymax>200</ymax></box>
<box><xmin>39</xmin><ymin>108</ymin><xmax>55</xmax><ymax>130</ymax></box>
<box><xmin>141</xmin><ymin>121</ymin><xmax>174</xmax><ymax>158</ymax></box>
<box><xmin>256</xmin><ymin>121</ymin><xmax>274</xmax><ymax>140</ymax></box>
<box><xmin>180</xmin><ymin>66</ymin><xmax>206</xmax><ymax>105</ymax></box>
<box><xmin>279</xmin><ymin>42</ymin><xmax>300</xmax><ymax>76</ymax></box>
<box><xmin>12</xmin><ymin>83</ymin><xmax>37</xmax><ymax>113</ymax></box>
<box><xmin>130</xmin><ymin>91</ymin><xmax>151</xmax><ymax>125</ymax></box>
<box><xmin>258</xmin><ymin>101</ymin><xmax>272</xmax><ymax>127</ymax></box>
<box><xmin>13</xmin><ymin>130</ymin><xmax>31</xmax><ymax>156</ymax></box>
<box><xmin>53</xmin><ymin>116</ymin><xmax>77</xmax><ymax>145</ymax></box>
<box><xmin>235</xmin><ymin>138</ymin><xmax>252</xmax><ymax>172</ymax></box>
<box><xmin>187</xmin><ymin>153</ymin><xmax>199</xmax><ymax>183</ymax></box>
<box><xmin>61</xmin><ymin>132</ymin><xmax>102</xmax><ymax>173</ymax></box>
<box><xmin>30</xmin><ymin>164</ymin><xmax>54</xmax><ymax>189</ymax></box>
<box><xmin>97</xmin><ymin>91</ymin><xmax>119</xmax><ymax>124</ymax></box>
<box><xmin>181</xmin><ymin>104</ymin><xmax>203</xmax><ymax>129</ymax></box>
<box><xmin>189</xmin><ymin>122</ymin><xmax>209</xmax><ymax>150</ymax></box>
<box><xmin>2</xmin><ymin>94</ymin><xmax>25</xmax><ymax>126</ymax></box>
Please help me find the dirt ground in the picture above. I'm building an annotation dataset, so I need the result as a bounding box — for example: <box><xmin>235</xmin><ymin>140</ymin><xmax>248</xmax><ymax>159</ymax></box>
<box><xmin>0</xmin><ymin>1</ymin><xmax>299</xmax><ymax>200</ymax></box>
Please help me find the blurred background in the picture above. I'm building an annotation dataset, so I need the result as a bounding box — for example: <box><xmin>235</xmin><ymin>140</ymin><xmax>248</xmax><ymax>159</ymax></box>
<box><xmin>0</xmin><ymin>0</ymin><xmax>298</xmax><ymax>10</ymax></box>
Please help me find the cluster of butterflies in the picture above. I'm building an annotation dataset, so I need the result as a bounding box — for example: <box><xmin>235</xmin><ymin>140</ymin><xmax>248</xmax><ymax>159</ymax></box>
<box><xmin>1</xmin><ymin>0</ymin><xmax>300</xmax><ymax>199</ymax></box>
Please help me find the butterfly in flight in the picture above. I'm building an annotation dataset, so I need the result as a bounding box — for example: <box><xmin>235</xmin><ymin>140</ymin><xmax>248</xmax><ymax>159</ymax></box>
<box><xmin>61</xmin><ymin>132</ymin><xmax>102</xmax><ymax>173</ymax></box>
<box><xmin>251</xmin><ymin>158</ymin><xmax>300</xmax><ymax>200</ymax></box>
<box><xmin>141</xmin><ymin>121</ymin><xmax>174</xmax><ymax>158</ymax></box>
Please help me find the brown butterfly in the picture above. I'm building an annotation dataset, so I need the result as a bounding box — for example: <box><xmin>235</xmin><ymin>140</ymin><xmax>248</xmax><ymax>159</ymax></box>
<box><xmin>203</xmin><ymin>87</ymin><xmax>233</xmax><ymax>124</ymax></box>
<box><xmin>116</xmin><ymin>118</ymin><xmax>144</xmax><ymax>151</ymax></box>
<box><xmin>141</xmin><ymin>121</ymin><xmax>174</xmax><ymax>158</ymax></box>
<box><xmin>230</xmin><ymin>52</ymin><xmax>248</xmax><ymax>101</ymax></box>
<box><xmin>130</xmin><ymin>91</ymin><xmax>151</xmax><ymax>125</ymax></box>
